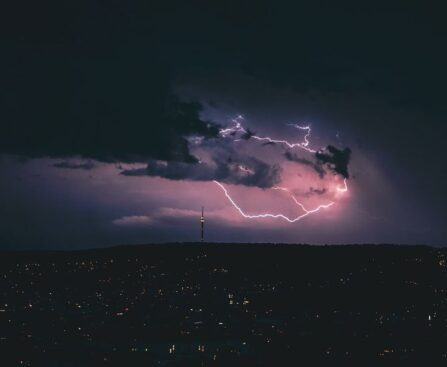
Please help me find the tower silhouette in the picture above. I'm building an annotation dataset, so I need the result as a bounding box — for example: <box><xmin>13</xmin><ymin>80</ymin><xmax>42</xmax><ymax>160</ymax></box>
<box><xmin>200</xmin><ymin>206</ymin><xmax>205</xmax><ymax>242</ymax></box>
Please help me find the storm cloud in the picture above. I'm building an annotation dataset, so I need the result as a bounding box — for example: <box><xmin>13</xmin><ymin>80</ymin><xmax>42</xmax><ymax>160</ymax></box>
<box><xmin>121</xmin><ymin>156</ymin><xmax>282</xmax><ymax>189</ymax></box>
<box><xmin>305</xmin><ymin>187</ymin><xmax>328</xmax><ymax>197</ymax></box>
<box><xmin>284</xmin><ymin>151</ymin><xmax>326</xmax><ymax>178</ymax></box>
<box><xmin>53</xmin><ymin>161</ymin><xmax>96</xmax><ymax>170</ymax></box>
<box><xmin>0</xmin><ymin>51</ymin><xmax>219</xmax><ymax>164</ymax></box>
<box><xmin>315</xmin><ymin>146</ymin><xmax>351</xmax><ymax>179</ymax></box>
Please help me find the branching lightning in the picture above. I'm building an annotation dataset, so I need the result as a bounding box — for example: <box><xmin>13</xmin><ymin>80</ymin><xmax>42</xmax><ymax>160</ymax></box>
<box><xmin>213</xmin><ymin>180</ymin><xmax>334</xmax><ymax>222</ymax></box>
<box><xmin>219</xmin><ymin>115</ymin><xmax>317</xmax><ymax>153</ymax></box>
<box><xmin>336</xmin><ymin>178</ymin><xmax>348</xmax><ymax>193</ymax></box>
<box><xmin>215</xmin><ymin>115</ymin><xmax>349</xmax><ymax>222</ymax></box>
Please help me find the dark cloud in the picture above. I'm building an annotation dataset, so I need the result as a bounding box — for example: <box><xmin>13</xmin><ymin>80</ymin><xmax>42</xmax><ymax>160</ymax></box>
<box><xmin>315</xmin><ymin>146</ymin><xmax>351</xmax><ymax>179</ymax></box>
<box><xmin>241</xmin><ymin>128</ymin><xmax>255</xmax><ymax>140</ymax></box>
<box><xmin>262</xmin><ymin>141</ymin><xmax>276</xmax><ymax>146</ymax></box>
<box><xmin>122</xmin><ymin>156</ymin><xmax>281</xmax><ymax>188</ymax></box>
<box><xmin>284</xmin><ymin>151</ymin><xmax>326</xmax><ymax>178</ymax></box>
<box><xmin>0</xmin><ymin>41</ymin><xmax>219</xmax><ymax>164</ymax></box>
<box><xmin>305</xmin><ymin>187</ymin><xmax>327</xmax><ymax>197</ymax></box>
<box><xmin>0</xmin><ymin>0</ymin><xmax>446</xmax><ymax>249</ymax></box>
<box><xmin>53</xmin><ymin>161</ymin><xmax>95</xmax><ymax>170</ymax></box>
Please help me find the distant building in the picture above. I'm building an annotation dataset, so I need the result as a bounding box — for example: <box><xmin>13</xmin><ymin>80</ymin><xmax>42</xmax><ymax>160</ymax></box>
<box><xmin>201</xmin><ymin>206</ymin><xmax>205</xmax><ymax>242</ymax></box>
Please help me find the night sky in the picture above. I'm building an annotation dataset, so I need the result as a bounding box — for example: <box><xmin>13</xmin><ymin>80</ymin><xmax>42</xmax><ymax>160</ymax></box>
<box><xmin>1</xmin><ymin>1</ymin><xmax>446</xmax><ymax>249</ymax></box>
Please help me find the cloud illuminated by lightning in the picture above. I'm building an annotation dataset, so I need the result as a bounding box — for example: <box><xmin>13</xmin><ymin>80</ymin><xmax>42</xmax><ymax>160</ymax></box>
<box><xmin>219</xmin><ymin>115</ymin><xmax>317</xmax><ymax>153</ymax></box>
<box><xmin>214</xmin><ymin>116</ymin><xmax>349</xmax><ymax>222</ymax></box>
<box><xmin>337</xmin><ymin>178</ymin><xmax>348</xmax><ymax>193</ymax></box>
<box><xmin>213</xmin><ymin>180</ymin><xmax>334</xmax><ymax>222</ymax></box>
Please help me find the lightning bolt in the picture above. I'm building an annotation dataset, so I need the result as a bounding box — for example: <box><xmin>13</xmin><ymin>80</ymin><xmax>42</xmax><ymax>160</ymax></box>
<box><xmin>336</xmin><ymin>178</ymin><xmax>348</xmax><ymax>193</ymax></box>
<box><xmin>215</xmin><ymin>116</ymin><xmax>349</xmax><ymax>222</ymax></box>
<box><xmin>219</xmin><ymin>115</ymin><xmax>317</xmax><ymax>153</ymax></box>
<box><xmin>213</xmin><ymin>181</ymin><xmax>335</xmax><ymax>222</ymax></box>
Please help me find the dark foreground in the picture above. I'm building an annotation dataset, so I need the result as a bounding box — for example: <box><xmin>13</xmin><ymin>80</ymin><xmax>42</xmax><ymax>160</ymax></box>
<box><xmin>1</xmin><ymin>243</ymin><xmax>447</xmax><ymax>366</ymax></box>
